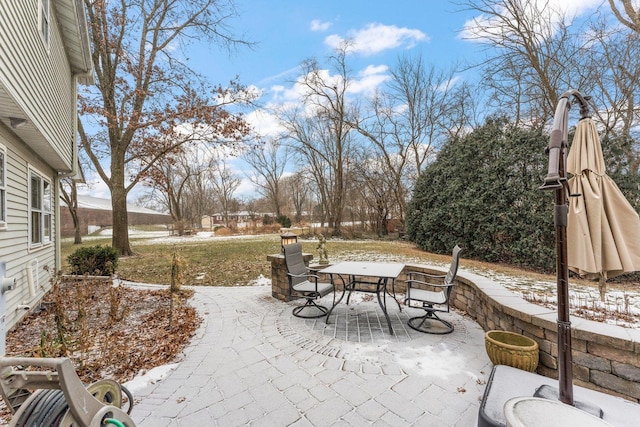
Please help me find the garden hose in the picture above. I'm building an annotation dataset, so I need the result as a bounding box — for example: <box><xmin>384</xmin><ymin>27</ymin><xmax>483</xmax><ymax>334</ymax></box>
<box><xmin>120</xmin><ymin>384</ymin><xmax>134</xmax><ymax>415</ymax></box>
<box><xmin>10</xmin><ymin>378</ymin><xmax>133</xmax><ymax>426</ymax></box>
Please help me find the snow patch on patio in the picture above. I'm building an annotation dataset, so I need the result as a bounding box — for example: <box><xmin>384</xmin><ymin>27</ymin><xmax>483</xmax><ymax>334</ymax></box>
<box><xmin>123</xmin><ymin>363</ymin><xmax>180</xmax><ymax>394</ymax></box>
<box><xmin>394</xmin><ymin>343</ymin><xmax>479</xmax><ymax>379</ymax></box>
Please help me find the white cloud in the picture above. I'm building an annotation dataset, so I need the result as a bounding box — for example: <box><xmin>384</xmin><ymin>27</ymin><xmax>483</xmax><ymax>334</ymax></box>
<box><xmin>274</xmin><ymin>68</ymin><xmax>343</xmax><ymax>105</ymax></box>
<box><xmin>310</xmin><ymin>19</ymin><xmax>332</xmax><ymax>32</ymax></box>
<box><xmin>245</xmin><ymin>108</ymin><xmax>286</xmax><ymax>138</ymax></box>
<box><xmin>234</xmin><ymin>176</ymin><xmax>258</xmax><ymax>198</ymax></box>
<box><xmin>554</xmin><ymin>0</ymin><xmax>606</xmax><ymax>15</ymax></box>
<box><xmin>268</xmin><ymin>63</ymin><xmax>391</xmax><ymax>113</ymax></box>
<box><xmin>435</xmin><ymin>75</ymin><xmax>461</xmax><ymax>92</ymax></box>
<box><xmin>325</xmin><ymin>23</ymin><xmax>428</xmax><ymax>56</ymax></box>
<box><xmin>347</xmin><ymin>64</ymin><xmax>390</xmax><ymax>95</ymax></box>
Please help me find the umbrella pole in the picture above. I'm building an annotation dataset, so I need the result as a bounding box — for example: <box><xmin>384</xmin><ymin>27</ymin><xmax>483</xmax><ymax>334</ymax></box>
<box><xmin>541</xmin><ymin>89</ymin><xmax>592</xmax><ymax>406</ymax></box>
<box><xmin>554</xmin><ymin>185</ymin><xmax>574</xmax><ymax>406</ymax></box>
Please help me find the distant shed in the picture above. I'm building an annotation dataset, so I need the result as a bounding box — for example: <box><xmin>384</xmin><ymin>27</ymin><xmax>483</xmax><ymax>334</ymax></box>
<box><xmin>60</xmin><ymin>195</ymin><xmax>172</xmax><ymax>237</ymax></box>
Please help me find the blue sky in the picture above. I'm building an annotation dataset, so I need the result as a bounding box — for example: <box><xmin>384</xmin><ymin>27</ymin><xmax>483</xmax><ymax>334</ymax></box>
<box><xmin>182</xmin><ymin>1</ymin><xmax>484</xmax><ymax>198</ymax></box>
<box><xmin>194</xmin><ymin>1</ymin><xmax>478</xmax><ymax>87</ymax></box>
<box><xmin>81</xmin><ymin>0</ymin><xmax>607</xmax><ymax>201</ymax></box>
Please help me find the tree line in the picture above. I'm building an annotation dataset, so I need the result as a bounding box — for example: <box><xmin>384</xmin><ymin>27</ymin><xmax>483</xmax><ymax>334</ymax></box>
<box><xmin>68</xmin><ymin>0</ymin><xmax>640</xmax><ymax>255</ymax></box>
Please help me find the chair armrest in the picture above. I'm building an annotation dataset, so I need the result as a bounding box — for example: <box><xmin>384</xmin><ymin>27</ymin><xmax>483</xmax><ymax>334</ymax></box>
<box><xmin>407</xmin><ymin>271</ymin><xmax>446</xmax><ymax>280</ymax></box>
<box><xmin>287</xmin><ymin>272</ymin><xmax>320</xmax><ymax>281</ymax></box>
<box><xmin>405</xmin><ymin>279</ymin><xmax>452</xmax><ymax>290</ymax></box>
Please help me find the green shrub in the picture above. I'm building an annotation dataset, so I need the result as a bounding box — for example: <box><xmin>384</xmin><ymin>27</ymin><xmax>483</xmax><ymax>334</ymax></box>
<box><xmin>276</xmin><ymin>215</ymin><xmax>291</xmax><ymax>228</ymax></box>
<box><xmin>67</xmin><ymin>245</ymin><xmax>119</xmax><ymax>276</ymax></box>
<box><xmin>406</xmin><ymin>117</ymin><xmax>556</xmax><ymax>271</ymax></box>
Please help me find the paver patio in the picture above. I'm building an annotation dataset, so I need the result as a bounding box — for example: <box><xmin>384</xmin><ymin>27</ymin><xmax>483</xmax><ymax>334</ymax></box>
<box><xmin>130</xmin><ymin>284</ymin><xmax>492</xmax><ymax>426</ymax></box>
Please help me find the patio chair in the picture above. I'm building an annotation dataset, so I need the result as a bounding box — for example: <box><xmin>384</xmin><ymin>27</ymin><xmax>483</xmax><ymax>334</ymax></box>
<box><xmin>404</xmin><ymin>245</ymin><xmax>462</xmax><ymax>334</ymax></box>
<box><xmin>283</xmin><ymin>243</ymin><xmax>335</xmax><ymax>318</ymax></box>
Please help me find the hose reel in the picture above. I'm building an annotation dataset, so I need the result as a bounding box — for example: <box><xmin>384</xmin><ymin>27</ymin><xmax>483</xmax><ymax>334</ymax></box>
<box><xmin>0</xmin><ymin>358</ymin><xmax>135</xmax><ymax>427</ymax></box>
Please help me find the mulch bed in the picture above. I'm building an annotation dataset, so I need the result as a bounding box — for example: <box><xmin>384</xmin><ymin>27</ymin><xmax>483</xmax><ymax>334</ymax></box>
<box><xmin>4</xmin><ymin>277</ymin><xmax>201</xmax><ymax>384</ymax></box>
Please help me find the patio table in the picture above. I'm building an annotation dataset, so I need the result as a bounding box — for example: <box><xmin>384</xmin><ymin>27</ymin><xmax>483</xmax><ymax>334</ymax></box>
<box><xmin>318</xmin><ymin>261</ymin><xmax>405</xmax><ymax>334</ymax></box>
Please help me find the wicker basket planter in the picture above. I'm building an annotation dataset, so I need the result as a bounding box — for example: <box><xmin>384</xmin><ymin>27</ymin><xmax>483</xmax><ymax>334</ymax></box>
<box><xmin>485</xmin><ymin>330</ymin><xmax>539</xmax><ymax>372</ymax></box>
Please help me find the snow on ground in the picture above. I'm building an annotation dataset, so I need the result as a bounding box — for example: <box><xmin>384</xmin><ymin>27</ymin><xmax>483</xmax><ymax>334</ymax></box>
<box><xmin>111</xmin><ymin>228</ymin><xmax>640</xmax><ymax>395</ymax></box>
<box><xmin>89</xmin><ymin>228</ymin><xmax>640</xmax><ymax>328</ymax></box>
<box><xmin>247</xmin><ymin>274</ymin><xmax>271</xmax><ymax>286</ymax></box>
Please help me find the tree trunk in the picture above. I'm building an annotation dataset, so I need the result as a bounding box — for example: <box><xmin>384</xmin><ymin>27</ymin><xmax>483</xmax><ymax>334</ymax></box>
<box><xmin>69</xmin><ymin>182</ymin><xmax>82</xmax><ymax>244</ymax></box>
<box><xmin>71</xmin><ymin>210</ymin><xmax>82</xmax><ymax>244</ymax></box>
<box><xmin>111</xmin><ymin>186</ymin><xmax>132</xmax><ymax>255</ymax></box>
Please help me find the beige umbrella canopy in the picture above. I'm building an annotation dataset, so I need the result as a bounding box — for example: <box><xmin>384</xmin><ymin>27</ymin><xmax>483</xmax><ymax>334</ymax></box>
<box><xmin>567</xmin><ymin>117</ymin><xmax>640</xmax><ymax>299</ymax></box>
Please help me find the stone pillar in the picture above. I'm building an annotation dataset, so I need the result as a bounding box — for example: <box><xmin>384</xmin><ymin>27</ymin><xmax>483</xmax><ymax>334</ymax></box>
<box><xmin>267</xmin><ymin>252</ymin><xmax>314</xmax><ymax>301</ymax></box>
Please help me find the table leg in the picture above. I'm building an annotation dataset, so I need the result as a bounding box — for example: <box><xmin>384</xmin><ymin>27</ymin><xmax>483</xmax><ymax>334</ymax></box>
<box><xmin>377</xmin><ymin>277</ymin><xmax>394</xmax><ymax>334</ymax></box>
<box><xmin>345</xmin><ymin>275</ymin><xmax>356</xmax><ymax>305</ymax></box>
<box><xmin>386</xmin><ymin>278</ymin><xmax>403</xmax><ymax>311</ymax></box>
<box><xmin>325</xmin><ymin>273</ymin><xmax>347</xmax><ymax>325</ymax></box>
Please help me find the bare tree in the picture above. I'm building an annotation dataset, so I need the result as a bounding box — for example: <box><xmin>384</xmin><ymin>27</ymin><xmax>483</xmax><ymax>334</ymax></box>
<box><xmin>351</xmin><ymin>157</ymin><xmax>394</xmax><ymax>236</ymax></box>
<box><xmin>208</xmin><ymin>159</ymin><xmax>241</xmax><ymax>227</ymax></box>
<box><xmin>351</xmin><ymin>55</ymin><xmax>473</xmax><ymax>226</ymax></box>
<box><xmin>59</xmin><ymin>178</ymin><xmax>83</xmax><ymax>244</ymax></box>
<box><xmin>80</xmin><ymin>0</ymin><xmax>252</xmax><ymax>255</ymax></box>
<box><xmin>144</xmin><ymin>145</ymin><xmax>220</xmax><ymax>234</ymax></box>
<box><xmin>608</xmin><ymin>0</ymin><xmax>640</xmax><ymax>33</ymax></box>
<box><xmin>242</xmin><ymin>138</ymin><xmax>289</xmax><ymax>216</ymax></box>
<box><xmin>183</xmin><ymin>163</ymin><xmax>218</xmax><ymax>229</ymax></box>
<box><xmin>280</xmin><ymin>44</ymin><xmax>356</xmax><ymax>234</ymax></box>
<box><xmin>284</xmin><ymin>172</ymin><xmax>310</xmax><ymax>224</ymax></box>
<box><xmin>583</xmin><ymin>15</ymin><xmax>640</xmax><ymax>153</ymax></box>
<box><xmin>458</xmin><ymin>0</ymin><xmax>585</xmax><ymax>127</ymax></box>
<box><xmin>570</xmin><ymin>13</ymin><xmax>640</xmax><ymax>179</ymax></box>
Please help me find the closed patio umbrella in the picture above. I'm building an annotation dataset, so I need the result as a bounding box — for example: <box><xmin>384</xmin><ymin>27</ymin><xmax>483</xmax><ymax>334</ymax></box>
<box><xmin>539</xmin><ymin>90</ymin><xmax>592</xmax><ymax>406</ymax></box>
<box><xmin>566</xmin><ymin>117</ymin><xmax>640</xmax><ymax>300</ymax></box>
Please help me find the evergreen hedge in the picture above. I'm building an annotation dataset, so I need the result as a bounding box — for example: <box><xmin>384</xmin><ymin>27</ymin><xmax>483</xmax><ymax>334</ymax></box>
<box><xmin>406</xmin><ymin>117</ymin><xmax>556</xmax><ymax>271</ymax></box>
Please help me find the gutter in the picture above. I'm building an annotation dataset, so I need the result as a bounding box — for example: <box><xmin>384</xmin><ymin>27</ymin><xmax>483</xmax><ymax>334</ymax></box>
<box><xmin>72</xmin><ymin>0</ymin><xmax>94</xmax><ymax>85</ymax></box>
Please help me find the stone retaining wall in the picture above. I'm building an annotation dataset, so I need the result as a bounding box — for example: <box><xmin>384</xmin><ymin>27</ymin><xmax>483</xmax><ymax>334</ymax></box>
<box><xmin>268</xmin><ymin>256</ymin><xmax>640</xmax><ymax>402</ymax></box>
<box><xmin>403</xmin><ymin>264</ymin><xmax>640</xmax><ymax>403</ymax></box>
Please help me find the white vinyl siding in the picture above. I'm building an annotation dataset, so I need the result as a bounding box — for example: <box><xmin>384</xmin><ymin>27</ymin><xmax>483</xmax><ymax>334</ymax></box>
<box><xmin>0</xmin><ymin>145</ymin><xmax>6</xmax><ymax>229</ymax></box>
<box><xmin>0</xmin><ymin>2</ymin><xmax>75</xmax><ymax>167</ymax></box>
<box><xmin>29</xmin><ymin>168</ymin><xmax>52</xmax><ymax>247</ymax></box>
<box><xmin>0</xmin><ymin>1</ymin><xmax>87</xmax><ymax>332</ymax></box>
<box><xmin>39</xmin><ymin>0</ymin><xmax>50</xmax><ymax>48</ymax></box>
<box><xmin>0</xmin><ymin>128</ymin><xmax>56</xmax><ymax>331</ymax></box>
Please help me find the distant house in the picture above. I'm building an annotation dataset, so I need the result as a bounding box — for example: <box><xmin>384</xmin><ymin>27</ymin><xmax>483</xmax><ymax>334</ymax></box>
<box><xmin>60</xmin><ymin>195</ymin><xmax>172</xmax><ymax>237</ymax></box>
<box><xmin>0</xmin><ymin>1</ymin><xmax>92</xmax><ymax>338</ymax></box>
<box><xmin>202</xmin><ymin>211</ymin><xmax>267</xmax><ymax>229</ymax></box>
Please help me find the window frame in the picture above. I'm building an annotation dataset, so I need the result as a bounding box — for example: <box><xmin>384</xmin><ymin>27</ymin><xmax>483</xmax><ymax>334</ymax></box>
<box><xmin>29</xmin><ymin>168</ymin><xmax>52</xmax><ymax>248</ymax></box>
<box><xmin>0</xmin><ymin>145</ymin><xmax>6</xmax><ymax>230</ymax></box>
<box><xmin>38</xmin><ymin>0</ymin><xmax>50</xmax><ymax>48</ymax></box>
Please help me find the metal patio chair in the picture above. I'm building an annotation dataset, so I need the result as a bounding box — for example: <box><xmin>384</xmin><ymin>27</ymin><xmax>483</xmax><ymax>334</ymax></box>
<box><xmin>283</xmin><ymin>243</ymin><xmax>335</xmax><ymax>318</ymax></box>
<box><xmin>404</xmin><ymin>245</ymin><xmax>462</xmax><ymax>334</ymax></box>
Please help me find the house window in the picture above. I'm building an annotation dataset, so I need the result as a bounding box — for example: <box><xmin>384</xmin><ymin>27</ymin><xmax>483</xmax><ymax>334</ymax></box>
<box><xmin>29</xmin><ymin>170</ymin><xmax>52</xmax><ymax>246</ymax></box>
<box><xmin>0</xmin><ymin>146</ymin><xmax>6</xmax><ymax>229</ymax></box>
<box><xmin>39</xmin><ymin>0</ymin><xmax>50</xmax><ymax>47</ymax></box>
